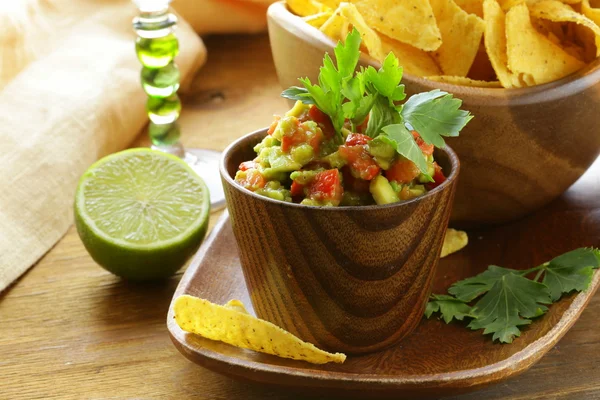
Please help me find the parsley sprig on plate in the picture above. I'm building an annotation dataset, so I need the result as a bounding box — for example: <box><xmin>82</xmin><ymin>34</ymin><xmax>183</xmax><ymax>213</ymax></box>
<box><xmin>282</xmin><ymin>28</ymin><xmax>472</xmax><ymax>179</ymax></box>
<box><xmin>426</xmin><ymin>248</ymin><xmax>600</xmax><ymax>343</ymax></box>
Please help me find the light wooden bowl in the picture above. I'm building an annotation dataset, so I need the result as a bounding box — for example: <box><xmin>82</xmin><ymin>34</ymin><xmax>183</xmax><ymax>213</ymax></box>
<box><xmin>267</xmin><ymin>1</ymin><xmax>600</xmax><ymax>226</ymax></box>
<box><xmin>219</xmin><ymin>129</ymin><xmax>459</xmax><ymax>354</ymax></box>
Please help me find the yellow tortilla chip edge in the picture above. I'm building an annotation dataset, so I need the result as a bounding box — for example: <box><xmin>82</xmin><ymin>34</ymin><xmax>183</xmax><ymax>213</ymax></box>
<box><xmin>174</xmin><ymin>295</ymin><xmax>346</xmax><ymax>365</ymax></box>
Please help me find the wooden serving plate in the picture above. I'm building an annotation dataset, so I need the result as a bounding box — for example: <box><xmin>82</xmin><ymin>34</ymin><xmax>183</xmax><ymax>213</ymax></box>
<box><xmin>167</xmin><ymin>161</ymin><xmax>600</xmax><ymax>399</ymax></box>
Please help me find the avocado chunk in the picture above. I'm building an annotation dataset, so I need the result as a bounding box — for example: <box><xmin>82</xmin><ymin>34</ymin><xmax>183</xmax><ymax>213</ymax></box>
<box><xmin>271</xmin><ymin>116</ymin><xmax>298</xmax><ymax>141</ymax></box>
<box><xmin>323</xmin><ymin>150</ymin><xmax>347</xmax><ymax>169</ymax></box>
<box><xmin>255</xmin><ymin>181</ymin><xmax>292</xmax><ymax>202</ymax></box>
<box><xmin>253</xmin><ymin>135</ymin><xmax>280</xmax><ymax>153</ymax></box>
<box><xmin>418</xmin><ymin>161</ymin><xmax>436</xmax><ymax>183</ymax></box>
<box><xmin>285</xmin><ymin>100</ymin><xmax>310</xmax><ymax>118</ymax></box>
<box><xmin>290</xmin><ymin>170</ymin><xmax>320</xmax><ymax>185</ymax></box>
<box><xmin>368</xmin><ymin>137</ymin><xmax>396</xmax><ymax>170</ymax></box>
<box><xmin>290</xmin><ymin>143</ymin><xmax>315</xmax><ymax>165</ymax></box>
<box><xmin>369</xmin><ymin>175</ymin><xmax>399</xmax><ymax>205</ymax></box>
<box><xmin>409</xmin><ymin>184</ymin><xmax>426</xmax><ymax>198</ymax></box>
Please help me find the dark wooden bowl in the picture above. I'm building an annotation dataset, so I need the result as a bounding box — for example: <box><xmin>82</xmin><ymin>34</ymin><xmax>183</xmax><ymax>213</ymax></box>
<box><xmin>267</xmin><ymin>1</ymin><xmax>600</xmax><ymax>227</ymax></box>
<box><xmin>219</xmin><ymin>128</ymin><xmax>459</xmax><ymax>354</ymax></box>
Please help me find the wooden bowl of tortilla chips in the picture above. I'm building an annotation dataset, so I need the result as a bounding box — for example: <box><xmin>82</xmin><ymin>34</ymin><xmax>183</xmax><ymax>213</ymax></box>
<box><xmin>267</xmin><ymin>0</ymin><xmax>600</xmax><ymax>226</ymax></box>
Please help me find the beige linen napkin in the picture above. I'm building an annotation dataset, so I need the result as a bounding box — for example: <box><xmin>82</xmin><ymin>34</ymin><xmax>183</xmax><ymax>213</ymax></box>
<box><xmin>0</xmin><ymin>0</ymin><xmax>217</xmax><ymax>292</ymax></box>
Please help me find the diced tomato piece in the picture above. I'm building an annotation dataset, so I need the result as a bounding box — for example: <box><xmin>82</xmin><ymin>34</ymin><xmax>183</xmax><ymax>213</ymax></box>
<box><xmin>386</xmin><ymin>159</ymin><xmax>421</xmax><ymax>184</ymax></box>
<box><xmin>338</xmin><ymin>145</ymin><xmax>380</xmax><ymax>181</ymax></box>
<box><xmin>281</xmin><ymin>128</ymin><xmax>307</xmax><ymax>152</ymax></box>
<box><xmin>412</xmin><ymin>131</ymin><xmax>434</xmax><ymax>156</ymax></box>
<box><xmin>307</xmin><ymin>169</ymin><xmax>343</xmax><ymax>205</ymax></box>
<box><xmin>267</xmin><ymin>116</ymin><xmax>281</xmax><ymax>135</ymax></box>
<box><xmin>236</xmin><ymin>169</ymin><xmax>266</xmax><ymax>191</ymax></box>
<box><xmin>238</xmin><ymin>161</ymin><xmax>258</xmax><ymax>171</ymax></box>
<box><xmin>290</xmin><ymin>180</ymin><xmax>305</xmax><ymax>197</ymax></box>
<box><xmin>345</xmin><ymin>133</ymin><xmax>372</xmax><ymax>147</ymax></box>
<box><xmin>308</xmin><ymin>106</ymin><xmax>335</xmax><ymax>138</ymax></box>
<box><xmin>308</xmin><ymin>128</ymin><xmax>324</xmax><ymax>153</ymax></box>
<box><xmin>426</xmin><ymin>162</ymin><xmax>446</xmax><ymax>190</ymax></box>
<box><xmin>280</xmin><ymin>122</ymin><xmax>323</xmax><ymax>154</ymax></box>
<box><xmin>342</xmin><ymin>166</ymin><xmax>370</xmax><ymax>193</ymax></box>
<box><xmin>398</xmin><ymin>185</ymin><xmax>411</xmax><ymax>200</ymax></box>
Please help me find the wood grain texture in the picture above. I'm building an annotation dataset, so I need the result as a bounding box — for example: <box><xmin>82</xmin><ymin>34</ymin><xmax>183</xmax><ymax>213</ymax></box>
<box><xmin>218</xmin><ymin>130</ymin><xmax>459</xmax><ymax>353</ymax></box>
<box><xmin>167</xmin><ymin>207</ymin><xmax>600</xmax><ymax>398</ymax></box>
<box><xmin>1</xmin><ymin>33</ymin><xmax>600</xmax><ymax>400</ymax></box>
<box><xmin>267</xmin><ymin>1</ymin><xmax>600</xmax><ymax>227</ymax></box>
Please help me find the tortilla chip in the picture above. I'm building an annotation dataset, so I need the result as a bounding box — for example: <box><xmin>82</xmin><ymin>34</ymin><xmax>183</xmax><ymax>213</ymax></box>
<box><xmin>287</xmin><ymin>0</ymin><xmax>331</xmax><ymax>16</ymax></box>
<box><xmin>350</xmin><ymin>0</ymin><xmax>442</xmax><ymax>51</ymax></box>
<box><xmin>319</xmin><ymin>0</ymin><xmax>342</xmax><ymax>7</ymax></box>
<box><xmin>441</xmin><ymin>229</ymin><xmax>469</xmax><ymax>257</ymax></box>
<box><xmin>338</xmin><ymin>3</ymin><xmax>386</xmax><ymax>61</ymax></box>
<box><xmin>427</xmin><ymin>75</ymin><xmax>503</xmax><ymax>87</ymax></box>
<box><xmin>429</xmin><ymin>0</ymin><xmax>486</xmax><ymax>77</ymax></box>
<box><xmin>499</xmin><ymin>0</ymin><xmax>582</xmax><ymax>10</ymax></box>
<box><xmin>529</xmin><ymin>0</ymin><xmax>600</xmax><ymax>57</ymax></box>
<box><xmin>320</xmin><ymin>9</ymin><xmax>350</xmax><ymax>41</ymax></box>
<box><xmin>303</xmin><ymin>11</ymin><xmax>334</xmax><ymax>28</ymax></box>
<box><xmin>532</xmin><ymin>17</ymin><xmax>597</xmax><ymax>61</ymax></box>
<box><xmin>582</xmin><ymin>0</ymin><xmax>600</xmax><ymax>26</ymax></box>
<box><xmin>506</xmin><ymin>3</ymin><xmax>585</xmax><ymax>85</ymax></box>
<box><xmin>379</xmin><ymin>34</ymin><xmax>442</xmax><ymax>76</ymax></box>
<box><xmin>483</xmin><ymin>0</ymin><xmax>521</xmax><ymax>87</ymax></box>
<box><xmin>224</xmin><ymin>299</ymin><xmax>249</xmax><ymax>314</ymax></box>
<box><xmin>174</xmin><ymin>295</ymin><xmax>346</xmax><ymax>365</ymax></box>
<box><xmin>454</xmin><ymin>0</ymin><xmax>485</xmax><ymax>17</ymax></box>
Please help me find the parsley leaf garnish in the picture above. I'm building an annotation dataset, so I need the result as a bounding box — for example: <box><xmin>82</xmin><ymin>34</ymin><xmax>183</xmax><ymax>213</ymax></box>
<box><xmin>282</xmin><ymin>28</ymin><xmax>362</xmax><ymax>137</ymax></box>
<box><xmin>281</xmin><ymin>28</ymin><xmax>472</xmax><ymax>173</ymax></box>
<box><xmin>402</xmin><ymin>90</ymin><xmax>473</xmax><ymax>148</ymax></box>
<box><xmin>364</xmin><ymin>53</ymin><xmax>406</xmax><ymax>106</ymax></box>
<box><xmin>381</xmin><ymin>124</ymin><xmax>429</xmax><ymax>173</ymax></box>
<box><xmin>540</xmin><ymin>248</ymin><xmax>600</xmax><ymax>301</ymax></box>
<box><xmin>425</xmin><ymin>294</ymin><xmax>473</xmax><ymax>324</ymax></box>
<box><xmin>448</xmin><ymin>265</ymin><xmax>515</xmax><ymax>302</ymax></box>
<box><xmin>426</xmin><ymin>248</ymin><xmax>600</xmax><ymax>344</ymax></box>
<box><xmin>467</xmin><ymin>273</ymin><xmax>551</xmax><ymax>343</ymax></box>
<box><xmin>364</xmin><ymin>94</ymin><xmax>400</xmax><ymax>136</ymax></box>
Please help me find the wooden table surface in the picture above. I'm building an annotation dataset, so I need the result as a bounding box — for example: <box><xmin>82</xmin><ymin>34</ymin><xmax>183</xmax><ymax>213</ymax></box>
<box><xmin>1</xmin><ymin>34</ymin><xmax>599</xmax><ymax>400</ymax></box>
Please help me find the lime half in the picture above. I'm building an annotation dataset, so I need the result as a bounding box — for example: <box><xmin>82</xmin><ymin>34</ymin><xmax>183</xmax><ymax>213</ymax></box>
<box><xmin>75</xmin><ymin>148</ymin><xmax>210</xmax><ymax>280</ymax></box>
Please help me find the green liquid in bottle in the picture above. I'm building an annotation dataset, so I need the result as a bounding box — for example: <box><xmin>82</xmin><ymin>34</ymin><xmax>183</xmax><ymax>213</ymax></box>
<box><xmin>149</xmin><ymin>121</ymin><xmax>181</xmax><ymax>146</ymax></box>
<box><xmin>136</xmin><ymin>34</ymin><xmax>179</xmax><ymax>69</ymax></box>
<box><xmin>147</xmin><ymin>94</ymin><xmax>181</xmax><ymax>124</ymax></box>
<box><xmin>141</xmin><ymin>63</ymin><xmax>180</xmax><ymax>97</ymax></box>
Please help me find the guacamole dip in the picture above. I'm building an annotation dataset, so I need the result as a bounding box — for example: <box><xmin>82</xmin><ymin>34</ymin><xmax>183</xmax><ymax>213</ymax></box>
<box><xmin>234</xmin><ymin>101</ymin><xmax>447</xmax><ymax>207</ymax></box>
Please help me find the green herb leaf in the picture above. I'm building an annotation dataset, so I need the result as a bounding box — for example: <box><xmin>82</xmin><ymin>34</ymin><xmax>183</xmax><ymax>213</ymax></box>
<box><xmin>298</xmin><ymin>77</ymin><xmax>340</xmax><ymax>129</ymax></box>
<box><xmin>289</xmin><ymin>29</ymin><xmax>363</xmax><ymax>136</ymax></box>
<box><xmin>402</xmin><ymin>90</ymin><xmax>473</xmax><ymax>148</ymax></box>
<box><xmin>380</xmin><ymin>124</ymin><xmax>429</xmax><ymax>174</ymax></box>
<box><xmin>468</xmin><ymin>273</ymin><xmax>552</xmax><ymax>343</ymax></box>
<box><xmin>281</xmin><ymin>29</ymin><xmax>471</xmax><ymax>147</ymax></box>
<box><xmin>341</xmin><ymin>72</ymin><xmax>375</xmax><ymax>125</ymax></box>
<box><xmin>448</xmin><ymin>265</ymin><xmax>516</xmax><ymax>302</ymax></box>
<box><xmin>281</xmin><ymin>87</ymin><xmax>315</xmax><ymax>105</ymax></box>
<box><xmin>333</xmin><ymin>28</ymin><xmax>362</xmax><ymax>80</ymax></box>
<box><xmin>364</xmin><ymin>95</ymin><xmax>401</xmax><ymax>137</ymax></box>
<box><xmin>430</xmin><ymin>248</ymin><xmax>599</xmax><ymax>344</ymax></box>
<box><xmin>425</xmin><ymin>294</ymin><xmax>473</xmax><ymax>323</ymax></box>
<box><xmin>364</xmin><ymin>53</ymin><xmax>406</xmax><ymax>105</ymax></box>
<box><xmin>540</xmin><ymin>248</ymin><xmax>600</xmax><ymax>301</ymax></box>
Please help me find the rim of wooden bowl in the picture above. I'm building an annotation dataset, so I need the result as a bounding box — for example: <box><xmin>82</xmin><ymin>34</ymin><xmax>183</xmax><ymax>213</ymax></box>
<box><xmin>220</xmin><ymin>128</ymin><xmax>459</xmax><ymax>211</ymax></box>
<box><xmin>268</xmin><ymin>1</ymin><xmax>600</xmax><ymax>105</ymax></box>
